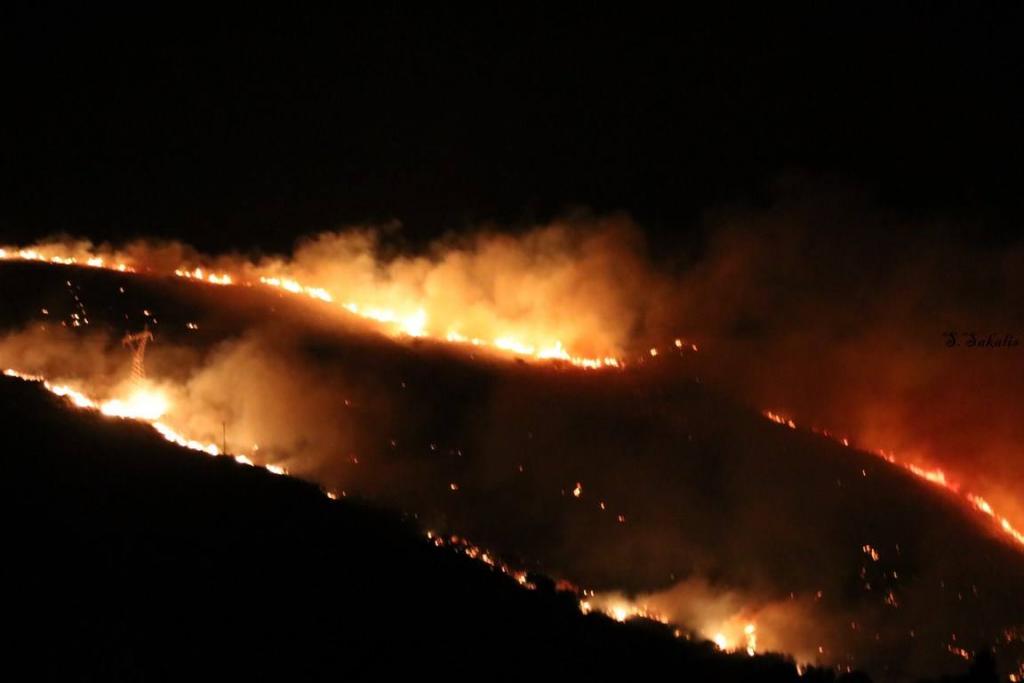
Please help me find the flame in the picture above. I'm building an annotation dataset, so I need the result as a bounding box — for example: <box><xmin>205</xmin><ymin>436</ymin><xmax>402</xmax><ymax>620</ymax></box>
<box><xmin>0</xmin><ymin>247</ymin><xmax>134</xmax><ymax>273</ymax></box>
<box><xmin>260</xmin><ymin>276</ymin><xmax>332</xmax><ymax>302</ymax></box>
<box><xmin>706</xmin><ymin>620</ymin><xmax>759</xmax><ymax>656</ymax></box>
<box><xmin>100</xmin><ymin>388</ymin><xmax>169</xmax><ymax>421</ymax></box>
<box><xmin>175</xmin><ymin>267</ymin><xmax>234</xmax><ymax>286</ymax></box>
<box><xmin>744</xmin><ymin>622</ymin><xmax>758</xmax><ymax>656</ymax></box>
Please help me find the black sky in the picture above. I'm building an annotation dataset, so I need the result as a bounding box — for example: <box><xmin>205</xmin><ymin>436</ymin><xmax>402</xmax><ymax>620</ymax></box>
<box><xmin>1</xmin><ymin>5</ymin><xmax>1022</xmax><ymax>253</ymax></box>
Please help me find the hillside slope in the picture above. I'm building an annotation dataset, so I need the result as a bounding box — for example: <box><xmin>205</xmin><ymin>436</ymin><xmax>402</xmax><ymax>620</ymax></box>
<box><xmin>1</xmin><ymin>261</ymin><xmax>1021</xmax><ymax>680</ymax></box>
<box><xmin>1</xmin><ymin>375</ymin><xmax>839</xmax><ymax>681</ymax></box>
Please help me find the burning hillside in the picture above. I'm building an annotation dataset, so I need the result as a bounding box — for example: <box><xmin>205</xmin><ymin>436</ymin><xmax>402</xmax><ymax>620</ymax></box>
<box><xmin>6</xmin><ymin>5</ymin><xmax>1024</xmax><ymax>680</ymax></box>
<box><xmin>1</xmin><ymin>242</ymin><xmax>1022</xmax><ymax>680</ymax></box>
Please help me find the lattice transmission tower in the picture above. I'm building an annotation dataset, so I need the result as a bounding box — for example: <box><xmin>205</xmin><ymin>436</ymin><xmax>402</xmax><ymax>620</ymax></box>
<box><xmin>122</xmin><ymin>327</ymin><xmax>154</xmax><ymax>383</ymax></box>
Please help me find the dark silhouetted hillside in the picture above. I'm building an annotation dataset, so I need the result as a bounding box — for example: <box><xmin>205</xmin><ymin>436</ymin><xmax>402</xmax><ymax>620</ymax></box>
<box><xmin>2</xmin><ymin>375</ymin><xmax>859</xmax><ymax>682</ymax></box>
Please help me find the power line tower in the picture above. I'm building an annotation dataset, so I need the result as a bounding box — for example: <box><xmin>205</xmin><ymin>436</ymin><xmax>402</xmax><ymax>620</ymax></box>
<box><xmin>122</xmin><ymin>327</ymin><xmax>154</xmax><ymax>383</ymax></box>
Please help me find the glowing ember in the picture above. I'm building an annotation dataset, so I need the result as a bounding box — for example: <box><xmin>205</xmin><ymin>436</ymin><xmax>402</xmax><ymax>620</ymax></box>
<box><xmin>946</xmin><ymin>644</ymin><xmax>972</xmax><ymax>661</ymax></box>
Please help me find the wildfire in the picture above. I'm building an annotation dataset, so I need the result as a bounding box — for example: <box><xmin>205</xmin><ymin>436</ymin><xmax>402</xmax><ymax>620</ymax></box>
<box><xmin>2</xmin><ymin>242</ymin><xmax>627</xmax><ymax>370</ymax></box>
<box><xmin>9</xmin><ymin>242</ymin><xmax>1019</xmax><ymax>548</ymax></box>
<box><xmin>6</xmin><ymin>240</ymin><xmax>1024</xmax><ymax>676</ymax></box>
<box><xmin>763</xmin><ymin>409</ymin><xmax>1024</xmax><ymax>550</ymax></box>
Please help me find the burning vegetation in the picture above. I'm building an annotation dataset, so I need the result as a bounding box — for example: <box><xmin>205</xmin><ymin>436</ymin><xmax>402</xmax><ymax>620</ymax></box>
<box><xmin>2</xmin><ymin>207</ymin><xmax>1023</xmax><ymax>681</ymax></box>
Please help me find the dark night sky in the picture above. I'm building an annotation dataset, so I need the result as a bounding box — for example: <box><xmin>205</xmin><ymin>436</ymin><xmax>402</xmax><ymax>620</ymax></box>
<box><xmin>1</xmin><ymin>5</ymin><xmax>1022</xmax><ymax>253</ymax></box>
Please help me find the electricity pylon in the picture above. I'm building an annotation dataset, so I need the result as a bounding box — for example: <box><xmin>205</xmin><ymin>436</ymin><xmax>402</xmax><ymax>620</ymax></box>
<box><xmin>122</xmin><ymin>327</ymin><xmax>154</xmax><ymax>382</ymax></box>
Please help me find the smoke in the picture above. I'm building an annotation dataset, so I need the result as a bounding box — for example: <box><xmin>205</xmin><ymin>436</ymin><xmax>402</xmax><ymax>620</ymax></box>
<box><xmin>0</xmin><ymin>327</ymin><xmax>125</xmax><ymax>391</ymax></box>
<box><xmin>672</xmin><ymin>184</ymin><xmax>1024</xmax><ymax>532</ymax></box>
<box><xmin>4</xmin><ymin>215</ymin><xmax>672</xmax><ymax>359</ymax></box>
